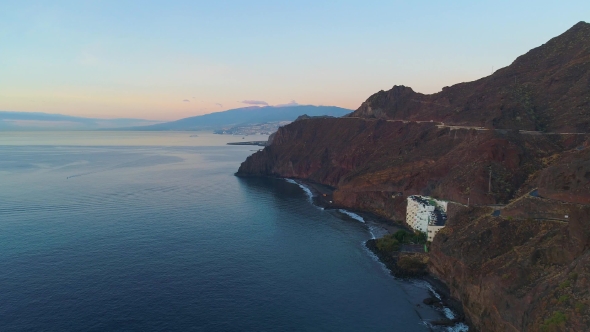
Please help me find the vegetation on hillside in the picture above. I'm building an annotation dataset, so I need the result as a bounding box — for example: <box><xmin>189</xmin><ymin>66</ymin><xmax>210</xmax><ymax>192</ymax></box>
<box><xmin>375</xmin><ymin>230</ymin><xmax>426</xmax><ymax>254</ymax></box>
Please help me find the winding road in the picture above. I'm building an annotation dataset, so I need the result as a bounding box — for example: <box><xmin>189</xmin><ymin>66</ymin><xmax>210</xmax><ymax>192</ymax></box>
<box><xmin>343</xmin><ymin>116</ymin><xmax>589</xmax><ymax>135</ymax></box>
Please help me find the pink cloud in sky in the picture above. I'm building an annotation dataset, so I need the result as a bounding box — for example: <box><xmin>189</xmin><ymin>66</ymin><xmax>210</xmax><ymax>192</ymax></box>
<box><xmin>241</xmin><ymin>100</ymin><xmax>268</xmax><ymax>106</ymax></box>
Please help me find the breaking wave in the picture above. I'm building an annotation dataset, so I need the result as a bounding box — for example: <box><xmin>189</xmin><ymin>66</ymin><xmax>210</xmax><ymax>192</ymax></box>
<box><xmin>284</xmin><ymin>179</ymin><xmax>322</xmax><ymax>209</ymax></box>
<box><xmin>446</xmin><ymin>323</ymin><xmax>469</xmax><ymax>332</ymax></box>
<box><xmin>284</xmin><ymin>179</ymin><xmax>313</xmax><ymax>201</ymax></box>
<box><xmin>362</xmin><ymin>241</ymin><xmax>390</xmax><ymax>273</ymax></box>
<box><xmin>410</xmin><ymin>280</ymin><xmax>469</xmax><ymax>332</ymax></box>
<box><xmin>338</xmin><ymin>209</ymin><xmax>379</xmax><ymax>239</ymax></box>
<box><xmin>338</xmin><ymin>209</ymin><xmax>365</xmax><ymax>223</ymax></box>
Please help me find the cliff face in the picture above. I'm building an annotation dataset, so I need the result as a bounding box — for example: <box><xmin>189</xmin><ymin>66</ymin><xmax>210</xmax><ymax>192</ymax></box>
<box><xmin>429</xmin><ymin>196</ymin><xmax>590</xmax><ymax>331</ymax></box>
<box><xmin>428</xmin><ymin>139</ymin><xmax>590</xmax><ymax>332</ymax></box>
<box><xmin>536</xmin><ymin>146</ymin><xmax>590</xmax><ymax>204</ymax></box>
<box><xmin>238</xmin><ymin>117</ymin><xmax>583</xmax><ymax>220</ymax></box>
<box><xmin>237</xmin><ymin>22</ymin><xmax>590</xmax><ymax>332</ymax></box>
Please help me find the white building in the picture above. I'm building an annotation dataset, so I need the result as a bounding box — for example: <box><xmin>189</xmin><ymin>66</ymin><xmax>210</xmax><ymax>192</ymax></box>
<box><xmin>405</xmin><ymin>195</ymin><xmax>448</xmax><ymax>242</ymax></box>
<box><xmin>427</xmin><ymin>225</ymin><xmax>445</xmax><ymax>242</ymax></box>
<box><xmin>406</xmin><ymin>197</ymin><xmax>434</xmax><ymax>233</ymax></box>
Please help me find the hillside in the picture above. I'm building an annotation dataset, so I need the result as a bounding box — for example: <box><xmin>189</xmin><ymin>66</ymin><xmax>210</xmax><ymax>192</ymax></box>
<box><xmin>131</xmin><ymin>105</ymin><xmax>351</xmax><ymax>131</ymax></box>
<box><xmin>236</xmin><ymin>22</ymin><xmax>590</xmax><ymax>331</ymax></box>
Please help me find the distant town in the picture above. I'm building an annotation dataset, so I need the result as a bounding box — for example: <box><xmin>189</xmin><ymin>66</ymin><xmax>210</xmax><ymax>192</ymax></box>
<box><xmin>213</xmin><ymin>121</ymin><xmax>291</xmax><ymax>136</ymax></box>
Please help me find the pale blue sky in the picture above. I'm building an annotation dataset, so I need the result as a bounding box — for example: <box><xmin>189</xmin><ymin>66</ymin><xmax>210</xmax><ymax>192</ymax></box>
<box><xmin>1</xmin><ymin>1</ymin><xmax>588</xmax><ymax>120</ymax></box>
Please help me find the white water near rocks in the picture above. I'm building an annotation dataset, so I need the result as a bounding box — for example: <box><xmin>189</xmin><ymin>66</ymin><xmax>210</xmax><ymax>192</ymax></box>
<box><xmin>338</xmin><ymin>209</ymin><xmax>365</xmax><ymax>223</ymax></box>
<box><xmin>284</xmin><ymin>179</ymin><xmax>322</xmax><ymax>209</ymax></box>
<box><xmin>337</xmin><ymin>209</ymin><xmax>383</xmax><ymax>239</ymax></box>
<box><xmin>284</xmin><ymin>178</ymin><xmax>468</xmax><ymax>331</ymax></box>
<box><xmin>412</xmin><ymin>280</ymin><xmax>469</xmax><ymax>332</ymax></box>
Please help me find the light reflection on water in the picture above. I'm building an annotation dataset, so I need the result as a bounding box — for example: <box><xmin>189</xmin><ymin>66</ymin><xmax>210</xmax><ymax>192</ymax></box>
<box><xmin>0</xmin><ymin>131</ymin><xmax>269</xmax><ymax>146</ymax></box>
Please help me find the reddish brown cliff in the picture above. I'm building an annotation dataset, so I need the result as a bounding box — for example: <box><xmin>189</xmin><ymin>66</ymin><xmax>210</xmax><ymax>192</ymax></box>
<box><xmin>428</xmin><ymin>143</ymin><xmax>590</xmax><ymax>332</ymax></box>
<box><xmin>429</xmin><ymin>197</ymin><xmax>590</xmax><ymax>331</ymax></box>
<box><xmin>536</xmin><ymin>144</ymin><xmax>590</xmax><ymax>204</ymax></box>
<box><xmin>351</xmin><ymin>22</ymin><xmax>590</xmax><ymax>133</ymax></box>
<box><xmin>238</xmin><ymin>117</ymin><xmax>584</xmax><ymax>220</ymax></box>
<box><xmin>236</xmin><ymin>22</ymin><xmax>590</xmax><ymax>331</ymax></box>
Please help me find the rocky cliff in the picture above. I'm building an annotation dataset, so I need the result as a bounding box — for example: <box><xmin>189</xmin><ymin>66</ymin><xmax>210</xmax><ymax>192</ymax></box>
<box><xmin>236</xmin><ymin>22</ymin><xmax>590</xmax><ymax>331</ymax></box>
<box><xmin>536</xmin><ymin>144</ymin><xmax>590</xmax><ymax>204</ymax></box>
<box><xmin>429</xmin><ymin>199</ymin><xmax>590</xmax><ymax>331</ymax></box>
<box><xmin>350</xmin><ymin>22</ymin><xmax>590</xmax><ymax>133</ymax></box>
<box><xmin>238</xmin><ymin>117</ymin><xmax>585</xmax><ymax>219</ymax></box>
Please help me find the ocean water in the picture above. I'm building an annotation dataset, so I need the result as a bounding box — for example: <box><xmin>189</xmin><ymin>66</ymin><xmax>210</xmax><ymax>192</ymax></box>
<box><xmin>0</xmin><ymin>132</ymin><xmax>446</xmax><ymax>331</ymax></box>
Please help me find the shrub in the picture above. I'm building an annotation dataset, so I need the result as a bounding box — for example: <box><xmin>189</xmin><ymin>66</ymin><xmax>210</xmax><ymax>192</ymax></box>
<box><xmin>540</xmin><ymin>311</ymin><xmax>567</xmax><ymax>332</ymax></box>
<box><xmin>397</xmin><ymin>254</ymin><xmax>428</xmax><ymax>273</ymax></box>
<box><xmin>414</xmin><ymin>231</ymin><xmax>427</xmax><ymax>244</ymax></box>
<box><xmin>392</xmin><ymin>229</ymin><xmax>427</xmax><ymax>244</ymax></box>
<box><xmin>376</xmin><ymin>235</ymin><xmax>400</xmax><ymax>253</ymax></box>
<box><xmin>393</xmin><ymin>230</ymin><xmax>408</xmax><ymax>243</ymax></box>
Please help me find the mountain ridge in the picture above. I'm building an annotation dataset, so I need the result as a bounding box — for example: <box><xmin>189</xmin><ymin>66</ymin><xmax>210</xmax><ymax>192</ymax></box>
<box><xmin>350</xmin><ymin>21</ymin><xmax>590</xmax><ymax>133</ymax></box>
<box><xmin>236</xmin><ymin>22</ymin><xmax>590</xmax><ymax>331</ymax></box>
<box><xmin>129</xmin><ymin>105</ymin><xmax>351</xmax><ymax>131</ymax></box>
<box><xmin>0</xmin><ymin>111</ymin><xmax>161</xmax><ymax>130</ymax></box>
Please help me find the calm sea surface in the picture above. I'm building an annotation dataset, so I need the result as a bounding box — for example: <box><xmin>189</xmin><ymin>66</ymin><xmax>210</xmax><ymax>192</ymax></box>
<box><xmin>0</xmin><ymin>132</ymin><xmax>443</xmax><ymax>331</ymax></box>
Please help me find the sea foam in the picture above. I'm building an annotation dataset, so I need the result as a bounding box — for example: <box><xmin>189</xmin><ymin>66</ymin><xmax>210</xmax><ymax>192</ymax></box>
<box><xmin>338</xmin><ymin>209</ymin><xmax>365</xmax><ymax>223</ymax></box>
<box><xmin>410</xmin><ymin>280</ymin><xmax>469</xmax><ymax>332</ymax></box>
<box><xmin>362</xmin><ymin>241</ymin><xmax>390</xmax><ymax>273</ymax></box>
<box><xmin>338</xmin><ymin>209</ymin><xmax>379</xmax><ymax>239</ymax></box>
<box><xmin>284</xmin><ymin>179</ymin><xmax>313</xmax><ymax>200</ymax></box>
<box><xmin>284</xmin><ymin>179</ymin><xmax>322</xmax><ymax>209</ymax></box>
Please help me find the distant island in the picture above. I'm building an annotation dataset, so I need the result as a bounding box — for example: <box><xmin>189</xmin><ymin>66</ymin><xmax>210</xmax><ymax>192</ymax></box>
<box><xmin>0</xmin><ymin>105</ymin><xmax>351</xmax><ymax>132</ymax></box>
<box><xmin>0</xmin><ymin>111</ymin><xmax>162</xmax><ymax>130</ymax></box>
<box><xmin>127</xmin><ymin>105</ymin><xmax>351</xmax><ymax>131</ymax></box>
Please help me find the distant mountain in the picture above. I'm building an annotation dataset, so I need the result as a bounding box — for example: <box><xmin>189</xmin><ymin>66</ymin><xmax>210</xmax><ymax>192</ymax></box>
<box><xmin>0</xmin><ymin>111</ymin><xmax>162</xmax><ymax>130</ymax></box>
<box><xmin>130</xmin><ymin>105</ymin><xmax>352</xmax><ymax>131</ymax></box>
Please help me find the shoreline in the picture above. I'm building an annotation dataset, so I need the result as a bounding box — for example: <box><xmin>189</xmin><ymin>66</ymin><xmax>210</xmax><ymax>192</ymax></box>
<box><xmin>365</xmin><ymin>239</ymin><xmax>467</xmax><ymax>328</ymax></box>
<box><xmin>279</xmin><ymin>177</ymin><xmax>470</xmax><ymax>331</ymax></box>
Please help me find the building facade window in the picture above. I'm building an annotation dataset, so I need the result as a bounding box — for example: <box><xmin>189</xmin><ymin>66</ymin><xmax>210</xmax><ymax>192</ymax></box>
<box><xmin>406</xmin><ymin>195</ymin><xmax>447</xmax><ymax>241</ymax></box>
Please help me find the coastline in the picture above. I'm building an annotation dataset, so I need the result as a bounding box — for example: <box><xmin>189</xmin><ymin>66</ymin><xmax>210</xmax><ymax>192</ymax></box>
<box><xmin>274</xmin><ymin>176</ymin><xmax>470</xmax><ymax>331</ymax></box>
<box><xmin>365</xmin><ymin>239</ymin><xmax>467</xmax><ymax>328</ymax></box>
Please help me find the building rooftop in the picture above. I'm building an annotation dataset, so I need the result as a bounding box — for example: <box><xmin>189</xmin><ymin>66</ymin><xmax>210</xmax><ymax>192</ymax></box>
<box><xmin>408</xmin><ymin>195</ymin><xmax>435</xmax><ymax>209</ymax></box>
<box><xmin>430</xmin><ymin>209</ymin><xmax>447</xmax><ymax>226</ymax></box>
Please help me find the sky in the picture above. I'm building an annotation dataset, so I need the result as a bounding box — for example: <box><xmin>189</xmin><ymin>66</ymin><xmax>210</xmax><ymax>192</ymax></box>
<box><xmin>1</xmin><ymin>1</ymin><xmax>588</xmax><ymax>121</ymax></box>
